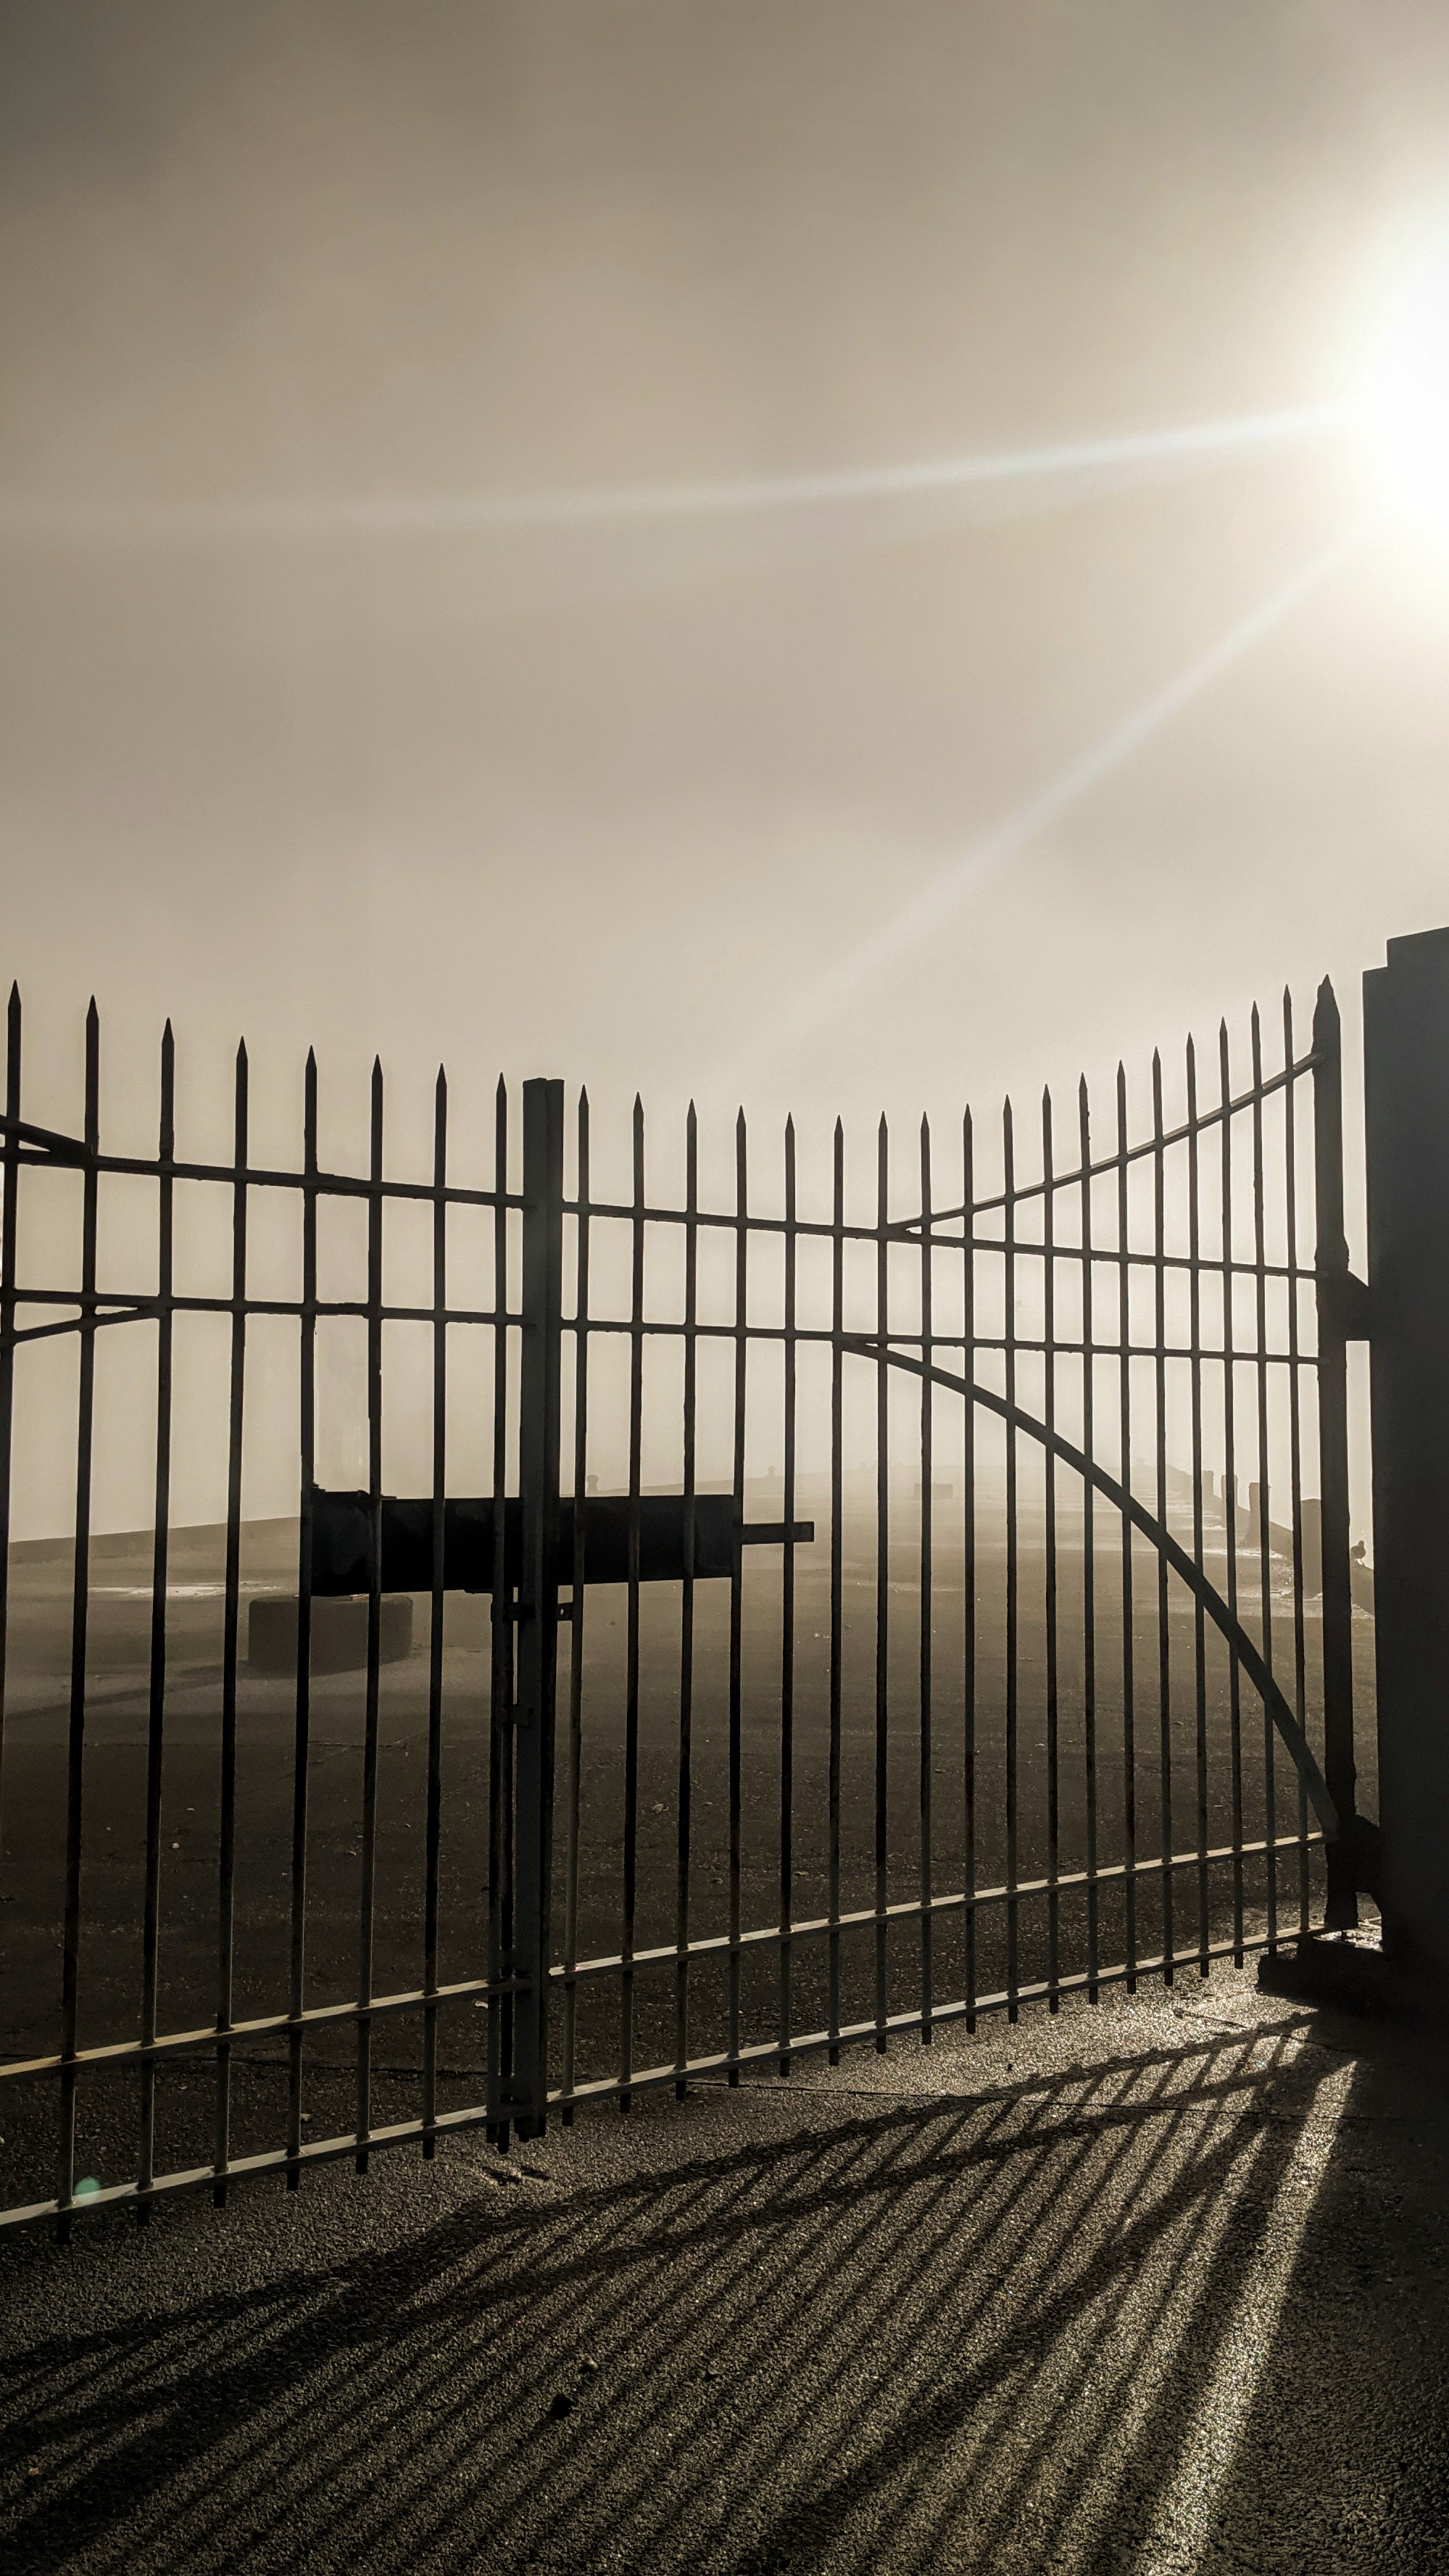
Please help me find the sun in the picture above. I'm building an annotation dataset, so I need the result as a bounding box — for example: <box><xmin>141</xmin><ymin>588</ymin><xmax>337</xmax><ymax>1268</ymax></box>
<box><xmin>1357</xmin><ymin>230</ymin><xmax>1449</xmax><ymax>533</ymax></box>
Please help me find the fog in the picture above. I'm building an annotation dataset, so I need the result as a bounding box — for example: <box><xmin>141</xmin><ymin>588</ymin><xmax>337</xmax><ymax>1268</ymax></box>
<box><xmin>2</xmin><ymin>1</ymin><xmax>1448</xmax><ymax>1166</ymax></box>
<box><xmin>4</xmin><ymin>9</ymin><xmax>1408</xmax><ymax>2261</ymax></box>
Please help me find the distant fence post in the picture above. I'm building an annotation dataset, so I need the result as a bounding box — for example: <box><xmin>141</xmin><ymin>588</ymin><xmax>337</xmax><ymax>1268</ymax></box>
<box><xmin>1363</xmin><ymin>926</ymin><xmax>1449</xmax><ymax>1976</ymax></box>
<box><xmin>512</xmin><ymin>1078</ymin><xmax>565</xmax><ymax>2137</ymax></box>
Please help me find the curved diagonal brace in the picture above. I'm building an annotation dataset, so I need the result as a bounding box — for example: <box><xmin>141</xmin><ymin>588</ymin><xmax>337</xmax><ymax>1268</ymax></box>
<box><xmin>4</xmin><ymin>1303</ymin><xmax>157</xmax><ymax>1356</ymax></box>
<box><xmin>841</xmin><ymin>1335</ymin><xmax>1339</xmax><ymax>1839</ymax></box>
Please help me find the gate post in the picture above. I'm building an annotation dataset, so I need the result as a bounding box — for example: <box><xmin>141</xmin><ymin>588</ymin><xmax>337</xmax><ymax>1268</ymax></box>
<box><xmin>512</xmin><ymin>1078</ymin><xmax>565</xmax><ymax>2137</ymax></box>
<box><xmin>1313</xmin><ymin>980</ymin><xmax>1359</xmax><ymax>1931</ymax></box>
<box><xmin>1364</xmin><ymin>926</ymin><xmax>1449</xmax><ymax>1977</ymax></box>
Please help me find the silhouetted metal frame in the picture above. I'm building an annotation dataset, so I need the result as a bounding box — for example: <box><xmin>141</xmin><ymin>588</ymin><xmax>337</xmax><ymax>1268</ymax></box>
<box><xmin>0</xmin><ymin>987</ymin><xmax>1361</xmax><ymax>2231</ymax></box>
<box><xmin>0</xmin><ymin>1007</ymin><xmax>529</xmax><ymax>2233</ymax></box>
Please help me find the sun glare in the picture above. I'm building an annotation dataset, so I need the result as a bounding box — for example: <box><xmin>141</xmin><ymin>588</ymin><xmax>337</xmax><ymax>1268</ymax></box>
<box><xmin>1359</xmin><ymin>231</ymin><xmax>1449</xmax><ymax>533</ymax></box>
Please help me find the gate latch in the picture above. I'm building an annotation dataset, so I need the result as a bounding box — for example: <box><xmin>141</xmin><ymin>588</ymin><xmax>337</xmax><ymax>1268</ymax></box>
<box><xmin>308</xmin><ymin>1489</ymin><xmax>813</xmax><ymax>1597</ymax></box>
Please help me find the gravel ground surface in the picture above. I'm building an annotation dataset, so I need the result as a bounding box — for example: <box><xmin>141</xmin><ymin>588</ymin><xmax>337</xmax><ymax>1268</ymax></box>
<box><xmin>1</xmin><ymin>1969</ymin><xmax>1446</xmax><ymax>2575</ymax></box>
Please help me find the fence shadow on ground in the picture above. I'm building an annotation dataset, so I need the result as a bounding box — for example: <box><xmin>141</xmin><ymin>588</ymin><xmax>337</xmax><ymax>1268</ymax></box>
<box><xmin>1</xmin><ymin>2011</ymin><xmax>1440</xmax><ymax>2575</ymax></box>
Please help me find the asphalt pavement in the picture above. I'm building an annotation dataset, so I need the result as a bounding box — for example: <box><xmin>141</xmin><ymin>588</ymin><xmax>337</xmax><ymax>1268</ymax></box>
<box><xmin>1</xmin><ymin>1967</ymin><xmax>1446</xmax><ymax>2574</ymax></box>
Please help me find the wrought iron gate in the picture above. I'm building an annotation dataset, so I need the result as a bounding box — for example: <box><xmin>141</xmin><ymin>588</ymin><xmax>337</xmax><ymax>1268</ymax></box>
<box><xmin>0</xmin><ymin>970</ymin><xmax>1377</xmax><ymax>2231</ymax></box>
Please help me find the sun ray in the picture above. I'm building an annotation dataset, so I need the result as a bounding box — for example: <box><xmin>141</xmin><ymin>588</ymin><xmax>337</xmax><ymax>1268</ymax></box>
<box><xmin>716</xmin><ymin>520</ymin><xmax>1371</xmax><ymax>1095</ymax></box>
<box><xmin>0</xmin><ymin>407</ymin><xmax>1345</xmax><ymax>544</ymax></box>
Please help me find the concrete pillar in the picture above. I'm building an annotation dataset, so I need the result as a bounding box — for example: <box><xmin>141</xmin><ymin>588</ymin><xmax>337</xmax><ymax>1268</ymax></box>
<box><xmin>1364</xmin><ymin>926</ymin><xmax>1449</xmax><ymax>1974</ymax></box>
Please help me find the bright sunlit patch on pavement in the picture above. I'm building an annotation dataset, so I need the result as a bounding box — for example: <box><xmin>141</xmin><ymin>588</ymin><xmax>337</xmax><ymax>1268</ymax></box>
<box><xmin>1134</xmin><ymin>2053</ymin><xmax>1352</xmax><ymax>2575</ymax></box>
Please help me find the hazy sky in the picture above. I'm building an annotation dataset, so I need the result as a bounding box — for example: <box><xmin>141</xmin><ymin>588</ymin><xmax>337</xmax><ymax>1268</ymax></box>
<box><xmin>5</xmin><ymin>0</ymin><xmax>1449</xmax><ymax>1164</ymax></box>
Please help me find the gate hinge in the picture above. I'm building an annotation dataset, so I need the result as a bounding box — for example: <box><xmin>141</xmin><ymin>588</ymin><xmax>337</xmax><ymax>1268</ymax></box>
<box><xmin>1319</xmin><ymin>1268</ymin><xmax>1371</xmax><ymax>1341</ymax></box>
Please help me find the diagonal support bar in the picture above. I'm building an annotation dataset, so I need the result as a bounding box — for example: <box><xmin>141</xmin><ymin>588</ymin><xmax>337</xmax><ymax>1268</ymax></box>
<box><xmin>842</xmin><ymin>1336</ymin><xmax>1342</xmax><ymax>1843</ymax></box>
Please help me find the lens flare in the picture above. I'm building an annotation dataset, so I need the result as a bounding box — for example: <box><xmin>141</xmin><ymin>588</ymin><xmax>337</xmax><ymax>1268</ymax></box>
<box><xmin>718</xmin><ymin>522</ymin><xmax>1369</xmax><ymax>1092</ymax></box>
<box><xmin>0</xmin><ymin>409</ymin><xmax>1340</xmax><ymax>545</ymax></box>
<box><xmin>1358</xmin><ymin>232</ymin><xmax>1449</xmax><ymax>534</ymax></box>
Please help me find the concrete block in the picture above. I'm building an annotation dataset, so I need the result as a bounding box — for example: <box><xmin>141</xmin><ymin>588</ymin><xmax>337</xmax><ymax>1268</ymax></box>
<box><xmin>248</xmin><ymin>1593</ymin><xmax>413</xmax><ymax>1677</ymax></box>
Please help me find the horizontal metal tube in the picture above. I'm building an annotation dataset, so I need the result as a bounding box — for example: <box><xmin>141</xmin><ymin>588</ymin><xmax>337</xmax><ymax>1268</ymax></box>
<box><xmin>0</xmin><ymin>1920</ymin><xmax>1311</xmax><ymax>2234</ymax></box>
<box><xmin>0</xmin><ymin>1971</ymin><xmax>526</xmax><ymax>2082</ymax></box>
<box><xmin>551</xmin><ymin>1829</ymin><xmax>1321</xmax><ymax>1982</ymax></box>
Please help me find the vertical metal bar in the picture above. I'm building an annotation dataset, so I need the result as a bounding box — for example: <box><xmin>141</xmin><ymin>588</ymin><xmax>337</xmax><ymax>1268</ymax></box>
<box><xmin>918</xmin><ymin>1115</ymin><xmax>933</xmax><ymax>2043</ymax></box>
<box><xmin>1042</xmin><ymin>1091</ymin><xmax>1059</xmax><ymax>2010</ymax></box>
<box><xmin>356</xmin><ymin>1060</ymin><xmax>385</xmax><ymax>2169</ymax></box>
<box><xmin>1079</xmin><ymin>1080</ymin><xmax>1099</xmax><ymax>2001</ymax></box>
<box><xmin>213</xmin><ymin>1041</ymin><xmax>247</xmax><ymax>2202</ymax></box>
<box><xmin>1116</xmin><ymin>1064</ymin><xmax>1137</xmax><ymax>1989</ymax></box>
<box><xmin>562</xmin><ymin>1091</ymin><xmax>590</xmax><ymax>2118</ymax></box>
<box><xmin>1003</xmin><ymin>1099</ymin><xmax>1020</xmax><ymax>2021</ymax></box>
<box><xmin>1219</xmin><ymin>1021</ymin><xmax>1245</xmax><ymax>1964</ymax></box>
<box><xmin>287</xmin><ymin>1050</ymin><xmax>317</xmax><ymax>2189</ymax></box>
<box><xmin>1283</xmin><ymin>992</ymin><xmax>1311</xmax><ymax>1933</ymax></box>
<box><xmin>1152</xmin><ymin>1051</ymin><xmax>1173</xmax><ymax>1980</ymax></box>
<box><xmin>57</xmin><ymin>1000</ymin><xmax>99</xmax><ymax>2238</ymax></box>
<box><xmin>619</xmin><ymin>1094</ymin><xmax>644</xmax><ymax>2111</ymax></box>
<box><xmin>779</xmin><ymin>1113</ymin><xmax>797</xmax><ymax>2076</ymax></box>
<box><xmin>515</xmin><ymin>1076</ymin><xmax>564</xmax><ymax>2140</ymax></box>
<box><xmin>1312</xmin><ymin>978</ymin><xmax>1356</xmax><ymax>1930</ymax></box>
<box><xmin>963</xmin><ymin>1109</ymin><xmax>977</xmax><ymax>2029</ymax></box>
<box><xmin>137</xmin><ymin>1022</ymin><xmax>175</xmax><ymax>2219</ymax></box>
<box><xmin>828</xmin><ymin>1118</ymin><xmax>844</xmax><ymax>2064</ymax></box>
<box><xmin>0</xmin><ymin>989</ymin><xmax>20</xmax><ymax>1942</ymax></box>
<box><xmin>422</xmin><ymin>1067</ymin><xmax>447</xmax><ymax>2156</ymax></box>
<box><xmin>1186</xmin><ymin>1038</ymin><xmax>1209</xmax><ymax>1977</ymax></box>
<box><xmin>728</xmin><ymin>1110</ymin><xmax>747</xmax><ymax>2082</ymax></box>
<box><xmin>486</xmin><ymin>1077</ymin><xmax>512</xmax><ymax>2148</ymax></box>
<box><xmin>875</xmin><ymin>1115</ymin><xmax>890</xmax><ymax>2050</ymax></box>
<box><xmin>1251</xmin><ymin>1006</ymin><xmax>1277</xmax><ymax>1952</ymax></box>
<box><xmin>675</xmin><ymin>1101</ymin><xmax>698</xmax><ymax>2095</ymax></box>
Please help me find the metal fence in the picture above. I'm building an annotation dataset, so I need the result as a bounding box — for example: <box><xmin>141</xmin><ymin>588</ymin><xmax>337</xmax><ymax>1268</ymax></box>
<box><xmin>0</xmin><ymin>973</ymin><xmax>1370</xmax><ymax>2232</ymax></box>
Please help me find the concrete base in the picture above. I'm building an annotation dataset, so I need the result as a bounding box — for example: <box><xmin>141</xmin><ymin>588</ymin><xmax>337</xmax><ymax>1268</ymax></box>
<box><xmin>248</xmin><ymin>1592</ymin><xmax>414</xmax><ymax>1677</ymax></box>
<box><xmin>1258</xmin><ymin>1929</ymin><xmax>1449</xmax><ymax>2029</ymax></box>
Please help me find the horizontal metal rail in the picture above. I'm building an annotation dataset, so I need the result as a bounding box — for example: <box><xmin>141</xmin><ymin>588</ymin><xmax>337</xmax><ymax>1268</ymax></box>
<box><xmin>0</xmin><ymin>1917</ymin><xmax>1313</xmax><ymax>2232</ymax></box>
<box><xmin>0</xmin><ymin>1118</ymin><xmax>522</xmax><ymax>1210</ymax></box>
<box><xmin>4</xmin><ymin>1296</ymin><xmax>1324</xmax><ymax>1374</ymax></box>
<box><xmin>0</xmin><ymin>1827</ymin><xmax>1320</xmax><ymax>2087</ymax></box>
<box><xmin>0</xmin><ymin>1972</ymin><xmax>526</xmax><ymax>2083</ymax></box>
<box><xmin>552</xmin><ymin>1829</ymin><xmax>1321</xmax><ymax>1985</ymax></box>
<box><xmin>1</xmin><ymin>1044</ymin><xmax>1312</xmax><ymax>1229</ymax></box>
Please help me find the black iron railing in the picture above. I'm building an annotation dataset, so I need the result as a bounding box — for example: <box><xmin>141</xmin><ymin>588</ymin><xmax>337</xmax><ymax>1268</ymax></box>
<box><xmin>0</xmin><ymin>975</ymin><xmax>1372</xmax><ymax>2232</ymax></box>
